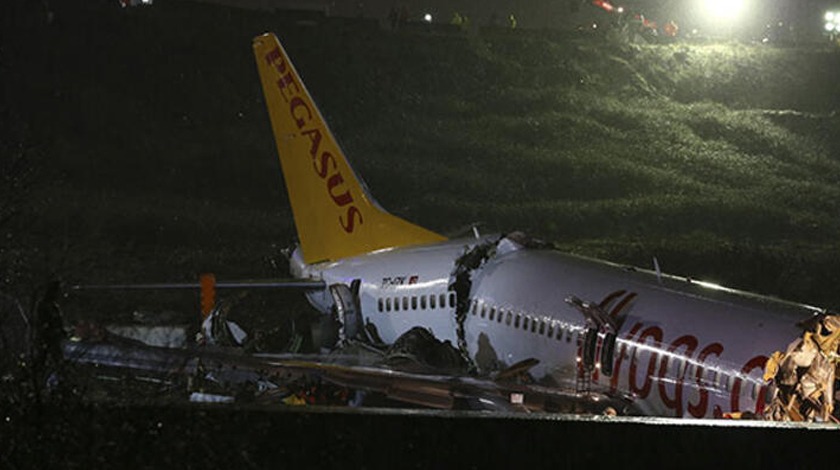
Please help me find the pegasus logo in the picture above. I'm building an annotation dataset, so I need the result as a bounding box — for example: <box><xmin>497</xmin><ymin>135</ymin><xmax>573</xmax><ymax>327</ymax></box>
<box><xmin>574</xmin><ymin>290</ymin><xmax>768</xmax><ymax>417</ymax></box>
<box><xmin>609</xmin><ymin>321</ymin><xmax>768</xmax><ymax>418</ymax></box>
<box><xmin>264</xmin><ymin>47</ymin><xmax>363</xmax><ymax>233</ymax></box>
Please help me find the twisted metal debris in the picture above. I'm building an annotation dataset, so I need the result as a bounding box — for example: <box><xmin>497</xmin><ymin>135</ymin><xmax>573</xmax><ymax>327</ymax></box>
<box><xmin>764</xmin><ymin>313</ymin><xmax>840</xmax><ymax>423</ymax></box>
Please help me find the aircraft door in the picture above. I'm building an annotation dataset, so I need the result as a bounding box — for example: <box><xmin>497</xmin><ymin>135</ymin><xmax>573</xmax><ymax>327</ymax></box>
<box><xmin>600</xmin><ymin>332</ymin><xmax>617</xmax><ymax>376</ymax></box>
<box><xmin>582</xmin><ymin>328</ymin><xmax>599</xmax><ymax>371</ymax></box>
<box><xmin>329</xmin><ymin>280</ymin><xmax>362</xmax><ymax>341</ymax></box>
<box><xmin>580</xmin><ymin>329</ymin><xmax>616</xmax><ymax>376</ymax></box>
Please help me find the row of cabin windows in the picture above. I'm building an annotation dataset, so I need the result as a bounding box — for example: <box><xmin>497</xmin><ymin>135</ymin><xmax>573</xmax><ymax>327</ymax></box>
<box><xmin>377</xmin><ymin>292</ymin><xmax>457</xmax><ymax>313</ymax></box>
<box><xmin>471</xmin><ymin>300</ymin><xmax>574</xmax><ymax>343</ymax></box>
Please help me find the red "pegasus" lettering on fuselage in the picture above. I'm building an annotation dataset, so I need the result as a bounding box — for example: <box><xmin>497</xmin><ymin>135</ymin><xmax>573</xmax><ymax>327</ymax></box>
<box><xmin>264</xmin><ymin>47</ymin><xmax>363</xmax><ymax>233</ymax></box>
<box><xmin>598</xmin><ymin>322</ymin><xmax>767</xmax><ymax>418</ymax></box>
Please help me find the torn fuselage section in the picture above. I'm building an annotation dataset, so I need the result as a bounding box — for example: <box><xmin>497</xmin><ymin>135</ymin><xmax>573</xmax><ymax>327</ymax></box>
<box><xmin>763</xmin><ymin>313</ymin><xmax>840</xmax><ymax>422</ymax></box>
<box><xmin>446</xmin><ymin>232</ymin><xmax>553</xmax><ymax>369</ymax></box>
<box><xmin>448</xmin><ymin>236</ymin><xmax>501</xmax><ymax>367</ymax></box>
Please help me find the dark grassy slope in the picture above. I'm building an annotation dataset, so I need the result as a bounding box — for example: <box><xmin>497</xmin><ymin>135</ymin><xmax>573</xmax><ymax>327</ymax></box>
<box><xmin>3</xmin><ymin>0</ymin><xmax>840</xmax><ymax>318</ymax></box>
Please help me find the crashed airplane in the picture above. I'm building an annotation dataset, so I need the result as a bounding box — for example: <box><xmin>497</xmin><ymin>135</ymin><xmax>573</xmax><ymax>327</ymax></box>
<box><xmin>61</xmin><ymin>33</ymin><xmax>840</xmax><ymax>420</ymax></box>
<box><xmin>247</xmin><ymin>32</ymin><xmax>840</xmax><ymax>420</ymax></box>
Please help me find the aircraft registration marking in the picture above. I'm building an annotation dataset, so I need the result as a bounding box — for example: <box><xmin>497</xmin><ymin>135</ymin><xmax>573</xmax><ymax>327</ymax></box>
<box><xmin>381</xmin><ymin>276</ymin><xmax>420</xmax><ymax>288</ymax></box>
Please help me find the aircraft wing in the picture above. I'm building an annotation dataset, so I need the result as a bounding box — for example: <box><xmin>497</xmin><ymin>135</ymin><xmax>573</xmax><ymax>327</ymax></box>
<box><xmin>61</xmin><ymin>333</ymin><xmax>629</xmax><ymax>414</ymax></box>
<box><xmin>71</xmin><ymin>279</ymin><xmax>325</xmax><ymax>290</ymax></box>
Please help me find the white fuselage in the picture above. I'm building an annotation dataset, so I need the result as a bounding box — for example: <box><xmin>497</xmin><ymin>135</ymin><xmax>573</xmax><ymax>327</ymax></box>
<box><xmin>290</xmin><ymin>235</ymin><xmax>817</xmax><ymax>418</ymax></box>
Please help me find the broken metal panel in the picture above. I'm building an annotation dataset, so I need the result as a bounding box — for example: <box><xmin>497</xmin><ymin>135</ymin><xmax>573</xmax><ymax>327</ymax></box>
<box><xmin>385</xmin><ymin>326</ymin><xmax>468</xmax><ymax>374</ymax></box>
<box><xmin>104</xmin><ymin>325</ymin><xmax>188</xmax><ymax>348</ymax></box>
<box><xmin>60</xmin><ymin>326</ymin><xmax>629</xmax><ymax>414</ymax></box>
<box><xmin>199</xmin><ymin>301</ymin><xmax>248</xmax><ymax>347</ymax></box>
<box><xmin>565</xmin><ymin>295</ymin><xmax>618</xmax><ymax>333</ymax></box>
<box><xmin>189</xmin><ymin>392</ymin><xmax>234</xmax><ymax>403</ymax></box>
<box><xmin>764</xmin><ymin>313</ymin><xmax>840</xmax><ymax>423</ymax></box>
<box><xmin>330</xmin><ymin>281</ymin><xmax>363</xmax><ymax>342</ymax></box>
<box><xmin>447</xmin><ymin>236</ymin><xmax>502</xmax><ymax>368</ymax></box>
<box><xmin>63</xmin><ymin>339</ymin><xmax>194</xmax><ymax>375</ymax></box>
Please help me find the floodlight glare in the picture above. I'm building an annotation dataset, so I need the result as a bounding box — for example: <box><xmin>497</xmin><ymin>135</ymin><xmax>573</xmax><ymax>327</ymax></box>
<box><xmin>423</xmin><ymin>13</ymin><xmax>432</xmax><ymax>23</ymax></box>
<box><xmin>703</xmin><ymin>0</ymin><xmax>745</xmax><ymax>21</ymax></box>
<box><xmin>823</xmin><ymin>11</ymin><xmax>840</xmax><ymax>34</ymax></box>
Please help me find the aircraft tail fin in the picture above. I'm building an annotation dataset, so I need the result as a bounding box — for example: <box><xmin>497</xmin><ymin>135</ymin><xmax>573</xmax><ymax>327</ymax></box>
<box><xmin>252</xmin><ymin>33</ymin><xmax>445</xmax><ymax>264</ymax></box>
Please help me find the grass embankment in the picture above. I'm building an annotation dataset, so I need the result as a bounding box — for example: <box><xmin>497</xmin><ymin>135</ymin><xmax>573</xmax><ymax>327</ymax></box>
<box><xmin>3</xmin><ymin>1</ymin><xmax>840</xmax><ymax>322</ymax></box>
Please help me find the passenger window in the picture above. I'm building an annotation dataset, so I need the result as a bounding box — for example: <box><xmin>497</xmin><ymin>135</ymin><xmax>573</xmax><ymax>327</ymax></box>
<box><xmin>421</xmin><ymin>295</ymin><xmax>427</xmax><ymax>310</ymax></box>
<box><xmin>439</xmin><ymin>294</ymin><xmax>446</xmax><ymax>308</ymax></box>
<box><xmin>489</xmin><ymin>308</ymin><xmax>495</xmax><ymax>321</ymax></box>
<box><xmin>556</xmin><ymin>325</ymin><xmax>564</xmax><ymax>340</ymax></box>
<box><xmin>386</xmin><ymin>298</ymin><xmax>392</xmax><ymax>312</ymax></box>
<box><xmin>547</xmin><ymin>322</ymin><xmax>554</xmax><ymax>338</ymax></box>
<box><xmin>471</xmin><ymin>301</ymin><xmax>478</xmax><ymax>315</ymax></box>
<box><xmin>539</xmin><ymin>320</ymin><xmax>545</xmax><ymax>335</ymax></box>
<box><xmin>480</xmin><ymin>305</ymin><xmax>486</xmax><ymax>318</ymax></box>
<box><xmin>448</xmin><ymin>293</ymin><xmax>456</xmax><ymax>308</ymax></box>
<box><xmin>522</xmin><ymin>316</ymin><xmax>529</xmax><ymax>330</ymax></box>
<box><xmin>531</xmin><ymin>318</ymin><xmax>537</xmax><ymax>333</ymax></box>
<box><xmin>402</xmin><ymin>297</ymin><xmax>409</xmax><ymax>310</ymax></box>
<box><xmin>514</xmin><ymin>313</ymin><xmax>521</xmax><ymax>328</ymax></box>
<box><xmin>411</xmin><ymin>296</ymin><xmax>417</xmax><ymax>310</ymax></box>
<box><xmin>565</xmin><ymin>329</ymin><xmax>573</xmax><ymax>342</ymax></box>
<box><xmin>498</xmin><ymin>310</ymin><xmax>504</xmax><ymax>323</ymax></box>
<box><xmin>430</xmin><ymin>294</ymin><xmax>436</xmax><ymax>309</ymax></box>
<box><xmin>394</xmin><ymin>297</ymin><xmax>400</xmax><ymax>311</ymax></box>
<box><xmin>378</xmin><ymin>298</ymin><xmax>384</xmax><ymax>312</ymax></box>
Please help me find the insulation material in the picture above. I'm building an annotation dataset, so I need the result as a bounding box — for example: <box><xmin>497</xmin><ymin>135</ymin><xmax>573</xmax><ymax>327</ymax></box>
<box><xmin>764</xmin><ymin>314</ymin><xmax>840</xmax><ymax>422</ymax></box>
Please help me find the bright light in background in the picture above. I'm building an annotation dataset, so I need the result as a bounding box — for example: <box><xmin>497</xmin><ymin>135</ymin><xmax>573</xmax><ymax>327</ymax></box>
<box><xmin>423</xmin><ymin>13</ymin><xmax>432</xmax><ymax>23</ymax></box>
<box><xmin>825</xmin><ymin>11</ymin><xmax>840</xmax><ymax>33</ymax></box>
<box><xmin>702</xmin><ymin>0</ymin><xmax>746</xmax><ymax>21</ymax></box>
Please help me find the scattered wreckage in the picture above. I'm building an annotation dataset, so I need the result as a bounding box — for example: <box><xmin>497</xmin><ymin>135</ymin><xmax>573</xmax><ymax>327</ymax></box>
<box><xmin>3</xmin><ymin>282</ymin><xmax>840</xmax><ymax>422</ymax></box>
<box><xmin>763</xmin><ymin>314</ymin><xmax>840</xmax><ymax>423</ymax></box>
<box><xmin>1</xmin><ymin>286</ymin><xmax>622</xmax><ymax>413</ymax></box>
<box><xmin>60</xmin><ymin>309</ymin><xmax>626</xmax><ymax>413</ymax></box>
